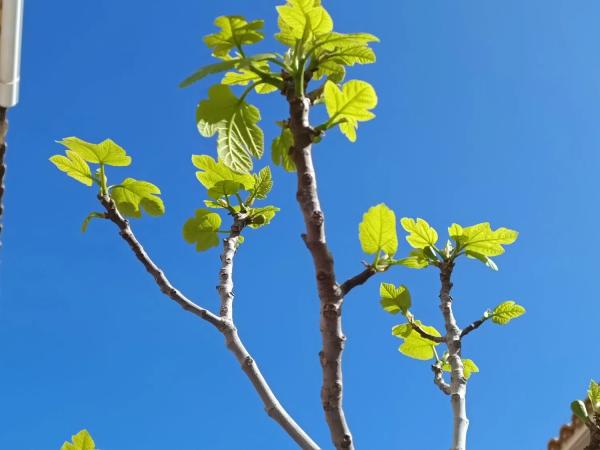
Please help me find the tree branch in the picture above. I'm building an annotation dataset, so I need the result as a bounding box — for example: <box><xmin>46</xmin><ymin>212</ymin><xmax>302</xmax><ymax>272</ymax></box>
<box><xmin>460</xmin><ymin>315</ymin><xmax>489</xmax><ymax>338</ymax></box>
<box><xmin>287</xmin><ymin>89</ymin><xmax>354</xmax><ymax>450</ymax></box>
<box><xmin>439</xmin><ymin>262</ymin><xmax>469</xmax><ymax>450</ymax></box>
<box><xmin>100</xmin><ymin>196</ymin><xmax>320</xmax><ymax>450</ymax></box>
<box><xmin>339</xmin><ymin>265</ymin><xmax>376</xmax><ymax>297</ymax></box>
<box><xmin>431</xmin><ymin>363</ymin><xmax>451</xmax><ymax>395</ymax></box>
<box><xmin>410</xmin><ymin>321</ymin><xmax>445</xmax><ymax>343</ymax></box>
<box><xmin>99</xmin><ymin>195</ymin><xmax>223</xmax><ymax>328</ymax></box>
<box><xmin>0</xmin><ymin>107</ymin><xmax>8</xmax><ymax>244</ymax></box>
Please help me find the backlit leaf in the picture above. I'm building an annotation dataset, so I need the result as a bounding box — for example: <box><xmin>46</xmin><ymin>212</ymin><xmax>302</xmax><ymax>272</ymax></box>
<box><xmin>323</xmin><ymin>80</ymin><xmax>377</xmax><ymax>142</ymax></box>
<box><xmin>110</xmin><ymin>178</ymin><xmax>165</xmax><ymax>218</ymax></box>
<box><xmin>359</xmin><ymin>203</ymin><xmax>398</xmax><ymax>256</ymax></box>
<box><xmin>50</xmin><ymin>151</ymin><xmax>93</xmax><ymax>186</ymax></box>
<box><xmin>183</xmin><ymin>209</ymin><xmax>222</xmax><ymax>251</ymax></box>
<box><xmin>400</xmin><ymin>218</ymin><xmax>439</xmax><ymax>250</ymax></box>
<box><xmin>491</xmin><ymin>301</ymin><xmax>525</xmax><ymax>325</ymax></box>
<box><xmin>204</xmin><ymin>16</ymin><xmax>264</xmax><ymax>58</ymax></box>
<box><xmin>196</xmin><ymin>84</ymin><xmax>264</xmax><ymax>173</ymax></box>
<box><xmin>379</xmin><ymin>283</ymin><xmax>411</xmax><ymax>315</ymax></box>
<box><xmin>58</xmin><ymin>137</ymin><xmax>131</xmax><ymax>167</ymax></box>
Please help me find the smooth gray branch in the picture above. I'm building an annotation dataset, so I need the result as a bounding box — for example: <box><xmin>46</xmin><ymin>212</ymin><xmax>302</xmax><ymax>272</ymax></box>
<box><xmin>432</xmin><ymin>364</ymin><xmax>451</xmax><ymax>395</ymax></box>
<box><xmin>439</xmin><ymin>262</ymin><xmax>469</xmax><ymax>450</ymax></box>
<box><xmin>287</xmin><ymin>89</ymin><xmax>354</xmax><ymax>450</ymax></box>
<box><xmin>100</xmin><ymin>196</ymin><xmax>320</xmax><ymax>450</ymax></box>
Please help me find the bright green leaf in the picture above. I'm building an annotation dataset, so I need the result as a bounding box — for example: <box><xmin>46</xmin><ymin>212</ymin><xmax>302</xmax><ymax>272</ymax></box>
<box><xmin>58</xmin><ymin>137</ymin><xmax>131</xmax><ymax>167</ymax></box>
<box><xmin>452</xmin><ymin>222</ymin><xmax>518</xmax><ymax>257</ymax></box>
<box><xmin>275</xmin><ymin>0</ymin><xmax>333</xmax><ymax>47</ymax></box>
<box><xmin>392</xmin><ymin>321</ymin><xmax>441</xmax><ymax>361</ymax></box>
<box><xmin>204</xmin><ymin>16</ymin><xmax>264</xmax><ymax>58</ymax></box>
<box><xmin>221</xmin><ymin>60</ymin><xmax>280</xmax><ymax>94</ymax></box>
<box><xmin>61</xmin><ymin>429</ymin><xmax>95</xmax><ymax>450</ymax></box>
<box><xmin>183</xmin><ymin>209</ymin><xmax>222</xmax><ymax>251</ymax></box>
<box><xmin>110</xmin><ymin>178</ymin><xmax>165</xmax><ymax>218</ymax></box>
<box><xmin>192</xmin><ymin>154</ymin><xmax>255</xmax><ymax>191</ymax></box>
<box><xmin>180</xmin><ymin>53</ymin><xmax>279</xmax><ymax>88</ymax></box>
<box><xmin>207</xmin><ymin>180</ymin><xmax>244</xmax><ymax>200</ymax></box>
<box><xmin>401</xmin><ymin>217</ymin><xmax>439</xmax><ymax>250</ymax></box>
<box><xmin>442</xmin><ymin>358</ymin><xmax>480</xmax><ymax>380</ymax></box>
<box><xmin>491</xmin><ymin>301</ymin><xmax>525</xmax><ymax>325</ymax></box>
<box><xmin>196</xmin><ymin>84</ymin><xmax>264</xmax><ymax>173</ymax></box>
<box><xmin>252</xmin><ymin>166</ymin><xmax>273</xmax><ymax>200</ymax></box>
<box><xmin>323</xmin><ymin>80</ymin><xmax>377</xmax><ymax>142</ymax></box>
<box><xmin>271</xmin><ymin>127</ymin><xmax>296</xmax><ymax>172</ymax></box>
<box><xmin>466</xmin><ymin>250</ymin><xmax>499</xmax><ymax>271</ymax></box>
<box><xmin>588</xmin><ymin>380</ymin><xmax>600</xmax><ymax>411</ymax></box>
<box><xmin>392</xmin><ymin>249</ymin><xmax>431</xmax><ymax>269</ymax></box>
<box><xmin>359</xmin><ymin>203</ymin><xmax>398</xmax><ymax>256</ymax></box>
<box><xmin>50</xmin><ymin>151</ymin><xmax>94</xmax><ymax>186</ymax></box>
<box><xmin>248</xmin><ymin>205</ymin><xmax>280</xmax><ymax>229</ymax></box>
<box><xmin>379</xmin><ymin>283</ymin><xmax>411</xmax><ymax>315</ymax></box>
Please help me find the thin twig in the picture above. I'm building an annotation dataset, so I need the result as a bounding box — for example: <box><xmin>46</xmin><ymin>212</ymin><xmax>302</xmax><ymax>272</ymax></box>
<box><xmin>410</xmin><ymin>321</ymin><xmax>445</xmax><ymax>343</ymax></box>
<box><xmin>432</xmin><ymin>364</ymin><xmax>451</xmax><ymax>395</ymax></box>
<box><xmin>460</xmin><ymin>316</ymin><xmax>489</xmax><ymax>338</ymax></box>
<box><xmin>0</xmin><ymin>107</ymin><xmax>8</xmax><ymax>245</ymax></box>
<box><xmin>339</xmin><ymin>265</ymin><xmax>377</xmax><ymax>296</ymax></box>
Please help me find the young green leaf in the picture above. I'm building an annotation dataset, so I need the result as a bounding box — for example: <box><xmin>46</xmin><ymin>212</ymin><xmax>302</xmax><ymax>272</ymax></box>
<box><xmin>183</xmin><ymin>209</ymin><xmax>222</xmax><ymax>251</ymax></box>
<box><xmin>379</xmin><ymin>283</ymin><xmax>411</xmax><ymax>315</ymax></box>
<box><xmin>392</xmin><ymin>249</ymin><xmax>431</xmax><ymax>269</ymax></box>
<box><xmin>588</xmin><ymin>380</ymin><xmax>600</xmax><ymax>411</ymax></box>
<box><xmin>222</xmin><ymin>60</ymin><xmax>280</xmax><ymax>94</ymax></box>
<box><xmin>58</xmin><ymin>137</ymin><xmax>131</xmax><ymax>167</ymax></box>
<box><xmin>180</xmin><ymin>53</ymin><xmax>279</xmax><ymax>88</ymax></box>
<box><xmin>451</xmin><ymin>222</ymin><xmax>518</xmax><ymax>256</ymax></box>
<box><xmin>50</xmin><ymin>151</ymin><xmax>94</xmax><ymax>186</ymax></box>
<box><xmin>571</xmin><ymin>400</ymin><xmax>590</xmax><ymax>422</ymax></box>
<box><xmin>323</xmin><ymin>79</ymin><xmax>377</xmax><ymax>142</ymax></box>
<box><xmin>465</xmin><ymin>250</ymin><xmax>499</xmax><ymax>271</ymax></box>
<box><xmin>271</xmin><ymin>127</ymin><xmax>296</xmax><ymax>172</ymax></box>
<box><xmin>110</xmin><ymin>178</ymin><xmax>165</xmax><ymax>218</ymax></box>
<box><xmin>358</xmin><ymin>203</ymin><xmax>398</xmax><ymax>257</ymax></box>
<box><xmin>192</xmin><ymin>154</ymin><xmax>255</xmax><ymax>191</ymax></box>
<box><xmin>401</xmin><ymin>218</ymin><xmax>439</xmax><ymax>250</ymax></box>
<box><xmin>251</xmin><ymin>166</ymin><xmax>273</xmax><ymax>200</ymax></box>
<box><xmin>207</xmin><ymin>180</ymin><xmax>245</xmax><ymax>200</ymax></box>
<box><xmin>248</xmin><ymin>205</ymin><xmax>280</xmax><ymax>229</ymax></box>
<box><xmin>442</xmin><ymin>358</ymin><xmax>479</xmax><ymax>380</ymax></box>
<box><xmin>61</xmin><ymin>429</ymin><xmax>95</xmax><ymax>450</ymax></box>
<box><xmin>392</xmin><ymin>321</ymin><xmax>441</xmax><ymax>361</ymax></box>
<box><xmin>196</xmin><ymin>84</ymin><xmax>264</xmax><ymax>173</ymax></box>
<box><xmin>204</xmin><ymin>16</ymin><xmax>265</xmax><ymax>58</ymax></box>
<box><xmin>275</xmin><ymin>0</ymin><xmax>333</xmax><ymax>47</ymax></box>
<box><xmin>491</xmin><ymin>301</ymin><xmax>525</xmax><ymax>325</ymax></box>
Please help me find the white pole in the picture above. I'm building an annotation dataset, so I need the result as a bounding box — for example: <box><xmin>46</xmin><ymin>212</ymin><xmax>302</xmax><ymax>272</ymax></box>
<box><xmin>0</xmin><ymin>0</ymin><xmax>24</xmax><ymax>107</ymax></box>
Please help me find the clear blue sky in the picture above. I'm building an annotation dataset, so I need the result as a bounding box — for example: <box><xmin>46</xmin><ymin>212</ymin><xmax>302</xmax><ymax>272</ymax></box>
<box><xmin>1</xmin><ymin>1</ymin><xmax>599</xmax><ymax>449</ymax></box>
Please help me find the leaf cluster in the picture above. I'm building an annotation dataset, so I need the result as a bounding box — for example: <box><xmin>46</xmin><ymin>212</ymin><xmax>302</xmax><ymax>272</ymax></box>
<box><xmin>50</xmin><ymin>137</ymin><xmax>165</xmax><ymax>229</ymax></box>
<box><xmin>358</xmin><ymin>203</ymin><xmax>525</xmax><ymax>377</ymax></box>
<box><xmin>182</xmin><ymin>155</ymin><xmax>279</xmax><ymax>251</ymax></box>
<box><xmin>571</xmin><ymin>380</ymin><xmax>600</xmax><ymax>426</ymax></box>
<box><xmin>180</xmin><ymin>0</ymin><xmax>380</xmax><ymax>173</ymax></box>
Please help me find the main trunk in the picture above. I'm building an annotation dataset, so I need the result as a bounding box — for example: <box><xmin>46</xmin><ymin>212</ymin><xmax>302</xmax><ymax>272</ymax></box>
<box><xmin>440</xmin><ymin>262</ymin><xmax>469</xmax><ymax>450</ymax></box>
<box><xmin>288</xmin><ymin>94</ymin><xmax>354</xmax><ymax>450</ymax></box>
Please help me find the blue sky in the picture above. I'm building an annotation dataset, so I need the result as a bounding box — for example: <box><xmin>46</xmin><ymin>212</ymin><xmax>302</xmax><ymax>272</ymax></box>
<box><xmin>1</xmin><ymin>0</ymin><xmax>599</xmax><ymax>449</ymax></box>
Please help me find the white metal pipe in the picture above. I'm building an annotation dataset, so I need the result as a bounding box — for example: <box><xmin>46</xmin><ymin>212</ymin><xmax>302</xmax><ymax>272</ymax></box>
<box><xmin>0</xmin><ymin>0</ymin><xmax>24</xmax><ymax>107</ymax></box>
